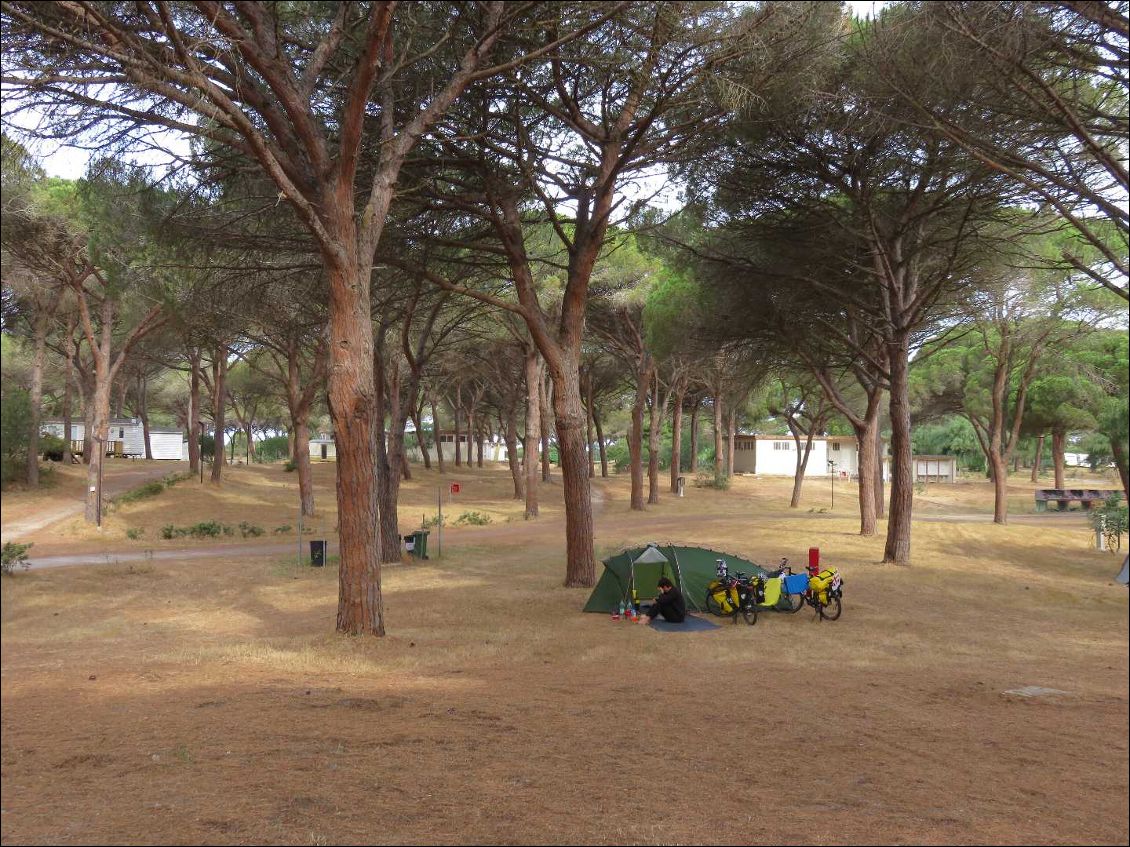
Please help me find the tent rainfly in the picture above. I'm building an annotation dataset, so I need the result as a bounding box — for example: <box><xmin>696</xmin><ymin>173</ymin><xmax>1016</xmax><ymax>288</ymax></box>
<box><xmin>583</xmin><ymin>544</ymin><xmax>770</xmax><ymax>614</ymax></box>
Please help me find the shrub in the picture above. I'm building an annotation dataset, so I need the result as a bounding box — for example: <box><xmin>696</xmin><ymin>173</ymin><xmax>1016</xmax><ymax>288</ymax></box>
<box><xmin>1</xmin><ymin>542</ymin><xmax>33</xmax><ymax>575</ymax></box>
<box><xmin>422</xmin><ymin>513</ymin><xmax>445</xmax><ymax>528</ymax></box>
<box><xmin>238</xmin><ymin>521</ymin><xmax>264</xmax><ymax>538</ymax></box>
<box><xmin>126</xmin><ymin>528</ymin><xmax>145</xmax><ymax>540</ymax></box>
<box><xmin>283</xmin><ymin>459</ymin><xmax>297</xmax><ymax>472</ymax></box>
<box><xmin>693</xmin><ymin>471</ymin><xmax>730</xmax><ymax>490</ymax></box>
<box><xmin>40</xmin><ymin>433</ymin><xmax>67</xmax><ymax>462</ymax></box>
<box><xmin>1091</xmin><ymin>496</ymin><xmax>1128</xmax><ymax>552</ymax></box>
<box><xmin>273</xmin><ymin>524</ymin><xmax>292</xmax><ymax>534</ymax></box>
<box><xmin>453</xmin><ymin>511</ymin><xmax>492</xmax><ymax>526</ymax></box>
<box><xmin>160</xmin><ymin>524</ymin><xmax>184</xmax><ymax>539</ymax></box>
<box><xmin>116</xmin><ymin>480</ymin><xmax>165</xmax><ymax>505</ymax></box>
<box><xmin>162</xmin><ymin>472</ymin><xmax>192</xmax><ymax>488</ymax></box>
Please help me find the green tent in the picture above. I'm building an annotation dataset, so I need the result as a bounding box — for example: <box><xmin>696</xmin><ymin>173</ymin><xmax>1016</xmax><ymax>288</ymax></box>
<box><xmin>582</xmin><ymin>543</ymin><xmax>769</xmax><ymax>613</ymax></box>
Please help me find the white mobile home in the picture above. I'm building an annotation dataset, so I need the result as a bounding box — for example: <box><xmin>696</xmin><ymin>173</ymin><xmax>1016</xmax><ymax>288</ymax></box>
<box><xmin>733</xmin><ymin>434</ymin><xmax>889</xmax><ymax>480</ymax></box>
<box><xmin>40</xmin><ymin>418</ymin><xmax>147</xmax><ymax>458</ymax></box>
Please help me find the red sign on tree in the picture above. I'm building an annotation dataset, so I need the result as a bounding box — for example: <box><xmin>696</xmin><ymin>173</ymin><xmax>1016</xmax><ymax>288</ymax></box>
<box><xmin>450</xmin><ymin>482</ymin><xmax>461</xmax><ymax>495</ymax></box>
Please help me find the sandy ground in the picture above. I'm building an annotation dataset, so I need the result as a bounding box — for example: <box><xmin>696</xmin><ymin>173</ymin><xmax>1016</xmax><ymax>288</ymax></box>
<box><xmin>1</xmin><ymin>463</ymin><xmax>1126</xmax><ymax>845</ymax></box>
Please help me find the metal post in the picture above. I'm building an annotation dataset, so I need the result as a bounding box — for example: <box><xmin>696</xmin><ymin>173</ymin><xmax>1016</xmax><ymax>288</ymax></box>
<box><xmin>297</xmin><ymin>499</ymin><xmax>303</xmax><ymax>566</ymax></box>
<box><xmin>437</xmin><ymin>486</ymin><xmax>443</xmax><ymax>558</ymax></box>
<box><xmin>828</xmin><ymin>459</ymin><xmax>835</xmax><ymax>510</ymax></box>
<box><xmin>198</xmin><ymin>421</ymin><xmax>204</xmax><ymax>485</ymax></box>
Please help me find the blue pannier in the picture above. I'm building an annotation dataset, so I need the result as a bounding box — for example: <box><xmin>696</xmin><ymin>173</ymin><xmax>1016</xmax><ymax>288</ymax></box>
<box><xmin>782</xmin><ymin>573</ymin><xmax>809</xmax><ymax>595</ymax></box>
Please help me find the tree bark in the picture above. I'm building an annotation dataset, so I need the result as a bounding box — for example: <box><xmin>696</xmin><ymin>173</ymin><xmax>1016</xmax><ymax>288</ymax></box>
<box><xmin>187</xmin><ymin>349</ymin><xmax>202</xmax><ymax>476</ymax></box>
<box><xmin>1031</xmin><ymin>433</ymin><xmax>1045</xmax><ymax>483</ymax></box>
<box><xmin>1110</xmin><ymin>438</ymin><xmax>1129</xmax><ymax>500</ymax></box>
<box><xmin>210</xmin><ymin>345</ymin><xmax>228</xmax><ymax>484</ymax></box>
<box><xmin>539</xmin><ymin>375</ymin><xmax>552</xmax><ymax>482</ymax></box>
<box><xmin>584</xmin><ymin>371</ymin><xmax>595</xmax><ymax>479</ymax></box>
<box><xmin>412</xmin><ymin>404</ymin><xmax>431</xmax><ymax>470</ymax></box>
<box><xmin>594</xmin><ymin>406</ymin><xmax>608</xmax><ymax>477</ymax></box>
<box><xmin>138</xmin><ymin>372</ymin><xmax>153</xmax><ymax>460</ymax></box>
<box><xmin>524</xmin><ymin>347</ymin><xmax>542</xmax><ymax>519</ymax></box>
<box><xmin>325</xmin><ymin>257</ymin><xmax>383</xmax><ymax>637</ymax></box>
<box><xmin>453</xmin><ymin>386</ymin><xmax>463</xmax><ymax>467</ymax></box>
<box><xmin>25</xmin><ymin>309</ymin><xmax>50</xmax><ymax>486</ymax></box>
<box><xmin>1052</xmin><ymin>429</ymin><xmax>1067</xmax><ymax>490</ymax></box>
<box><xmin>713</xmin><ymin>397</ymin><xmax>724</xmax><ymax>482</ymax></box>
<box><xmin>629</xmin><ymin>357</ymin><xmax>649</xmax><ymax>510</ymax></box>
<box><xmin>431</xmin><ymin>394</ymin><xmax>446</xmax><ymax>474</ymax></box>
<box><xmin>550</xmin><ymin>359</ymin><xmax>595</xmax><ymax>587</ymax></box>
<box><xmin>689</xmin><ymin>403</ymin><xmax>700</xmax><ymax>472</ymax></box>
<box><xmin>726</xmin><ymin>408</ymin><xmax>737</xmax><ymax>478</ymax></box>
<box><xmin>989</xmin><ymin>452</ymin><xmax>1009</xmax><ymax>524</ymax></box>
<box><xmin>883</xmin><ymin>335</ymin><xmax>914</xmax><ymax>563</ymax></box>
<box><xmin>503</xmin><ymin>409</ymin><xmax>523</xmax><ymax>500</ymax></box>
<box><xmin>647</xmin><ymin>371</ymin><xmax>661</xmax><ymax>505</ymax></box>
<box><xmin>669</xmin><ymin>388</ymin><xmax>685</xmax><ymax>494</ymax></box>
<box><xmin>62</xmin><ymin>317</ymin><xmax>75</xmax><ymax>466</ymax></box>
<box><xmin>789</xmin><ymin>424</ymin><xmax>817</xmax><ymax>508</ymax></box>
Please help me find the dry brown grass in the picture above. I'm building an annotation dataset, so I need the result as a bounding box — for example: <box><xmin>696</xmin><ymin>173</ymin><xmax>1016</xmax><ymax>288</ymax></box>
<box><xmin>2</xmin><ymin>464</ymin><xmax>1127</xmax><ymax>845</ymax></box>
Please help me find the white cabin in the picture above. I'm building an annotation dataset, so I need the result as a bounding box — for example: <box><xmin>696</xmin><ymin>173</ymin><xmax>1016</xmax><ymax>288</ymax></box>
<box><xmin>732</xmin><ymin>434</ymin><xmax>889</xmax><ymax>480</ymax></box>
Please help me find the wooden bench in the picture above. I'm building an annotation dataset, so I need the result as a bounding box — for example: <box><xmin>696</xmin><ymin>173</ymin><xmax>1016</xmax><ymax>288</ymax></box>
<box><xmin>1034</xmin><ymin>489</ymin><xmax>1122</xmax><ymax>512</ymax></box>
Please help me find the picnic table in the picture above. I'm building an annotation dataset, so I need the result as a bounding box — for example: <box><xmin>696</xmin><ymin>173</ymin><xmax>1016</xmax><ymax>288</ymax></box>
<box><xmin>1034</xmin><ymin>489</ymin><xmax>1122</xmax><ymax>512</ymax></box>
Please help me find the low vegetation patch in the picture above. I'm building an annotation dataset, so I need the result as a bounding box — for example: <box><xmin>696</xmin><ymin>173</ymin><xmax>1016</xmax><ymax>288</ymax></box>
<box><xmin>160</xmin><ymin>521</ymin><xmax>237</xmax><ymax>540</ymax></box>
<box><xmin>1</xmin><ymin>541</ymin><xmax>33</xmax><ymax>575</ymax></box>
<box><xmin>453</xmin><ymin>511</ymin><xmax>492</xmax><ymax>526</ymax></box>
<box><xmin>115</xmin><ymin>480</ymin><xmax>165</xmax><ymax>505</ymax></box>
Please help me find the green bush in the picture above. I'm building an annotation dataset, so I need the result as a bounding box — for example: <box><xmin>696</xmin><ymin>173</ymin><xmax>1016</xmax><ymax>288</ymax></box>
<box><xmin>273</xmin><ymin>524</ymin><xmax>292</xmax><ymax>534</ymax></box>
<box><xmin>453</xmin><ymin>511</ymin><xmax>492</xmax><ymax>526</ymax></box>
<box><xmin>1</xmin><ymin>541</ymin><xmax>33</xmax><ymax>575</ymax></box>
<box><xmin>116</xmin><ymin>480</ymin><xmax>165</xmax><ymax>504</ymax></box>
<box><xmin>40</xmin><ymin>433</ymin><xmax>67</xmax><ymax>461</ymax></box>
<box><xmin>238</xmin><ymin>521</ymin><xmax>264</xmax><ymax>538</ymax></box>
<box><xmin>283</xmin><ymin>459</ymin><xmax>297</xmax><ymax>472</ymax></box>
<box><xmin>163</xmin><ymin>472</ymin><xmax>192</xmax><ymax>488</ymax></box>
<box><xmin>257</xmin><ymin>435</ymin><xmax>290</xmax><ymax>463</ymax></box>
<box><xmin>422</xmin><ymin>513</ymin><xmax>445</xmax><ymax>528</ymax></box>
<box><xmin>126</xmin><ymin>528</ymin><xmax>145</xmax><ymax>540</ymax></box>
<box><xmin>1091</xmin><ymin>496</ymin><xmax>1128</xmax><ymax>552</ymax></box>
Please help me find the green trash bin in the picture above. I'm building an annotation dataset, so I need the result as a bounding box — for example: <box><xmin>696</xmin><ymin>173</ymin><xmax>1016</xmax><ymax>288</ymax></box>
<box><xmin>309</xmin><ymin>539</ymin><xmax>326</xmax><ymax>567</ymax></box>
<box><xmin>412</xmin><ymin>530</ymin><xmax>430</xmax><ymax>560</ymax></box>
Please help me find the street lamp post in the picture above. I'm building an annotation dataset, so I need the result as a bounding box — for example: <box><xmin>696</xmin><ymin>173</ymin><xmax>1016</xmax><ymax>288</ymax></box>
<box><xmin>828</xmin><ymin>458</ymin><xmax>836</xmax><ymax>510</ymax></box>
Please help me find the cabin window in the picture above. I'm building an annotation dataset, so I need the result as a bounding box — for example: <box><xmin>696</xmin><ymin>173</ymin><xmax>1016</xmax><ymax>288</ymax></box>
<box><xmin>831</xmin><ymin>442</ymin><xmax>840</xmax><ymax>451</ymax></box>
<box><xmin>773</xmin><ymin>441</ymin><xmax>790</xmax><ymax>451</ymax></box>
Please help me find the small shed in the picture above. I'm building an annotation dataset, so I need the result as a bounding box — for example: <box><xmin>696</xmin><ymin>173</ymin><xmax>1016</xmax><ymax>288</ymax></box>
<box><xmin>309</xmin><ymin>434</ymin><xmax>337</xmax><ymax>461</ymax></box>
<box><xmin>913</xmin><ymin>455</ymin><xmax>957</xmax><ymax>483</ymax></box>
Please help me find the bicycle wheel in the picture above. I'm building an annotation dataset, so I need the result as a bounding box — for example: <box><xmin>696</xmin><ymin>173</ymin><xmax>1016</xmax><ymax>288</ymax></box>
<box><xmin>818</xmin><ymin>595</ymin><xmax>842</xmax><ymax>621</ymax></box>
<box><xmin>779</xmin><ymin>593</ymin><xmax>804</xmax><ymax>614</ymax></box>
<box><xmin>704</xmin><ymin>590</ymin><xmax>726</xmax><ymax>617</ymax></box>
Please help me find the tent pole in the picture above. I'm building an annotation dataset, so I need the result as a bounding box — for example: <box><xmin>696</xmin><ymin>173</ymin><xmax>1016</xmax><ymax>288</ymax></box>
<box><xmin>668</xmin><ymin>544</ymin><xmax>699</xmax><ymax>612</ymax></box>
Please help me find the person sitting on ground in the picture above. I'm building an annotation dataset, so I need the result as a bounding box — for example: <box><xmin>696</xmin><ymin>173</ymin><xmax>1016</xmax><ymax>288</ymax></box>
<box><xmin>638</xmin><ymin>576</ymin><xmax>686</xmax><ymax>625</ymax></box>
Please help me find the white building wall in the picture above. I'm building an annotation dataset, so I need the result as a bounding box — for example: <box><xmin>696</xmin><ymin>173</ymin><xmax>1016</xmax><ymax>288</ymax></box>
<box><xmin>755</xmin><ymin>438</ymin><xmax>831</xmax><ymax>477</ymax></box>
<box><xmin>122</xmin><ymin>425</ymin><xmax>146</xmax><ymax>457</ymax></box>
<box><xmin>149</xmin><ymin>431</ymin><xmax>184</xmax><ymax>460</ymax></box>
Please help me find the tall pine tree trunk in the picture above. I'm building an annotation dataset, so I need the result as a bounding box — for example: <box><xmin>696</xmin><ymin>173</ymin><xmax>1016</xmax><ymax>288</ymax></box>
<box><xmin>25</xmin><ymin>310</ymin><xmax>49</xmax><ymax>486</ymax></box>
<box><xmin>549</xmin><ymin>357</ymin><xmax>595</xmax><ymax>587</ymax></box>
<box><xmin>1052</xmin><ymin>429</ymin><xmax>1067</xmax><ymax>490</ymax></box>
<box><xmin>525</xmin><ymin>348</ymin><xmax>542</xmax><ymax>519</ymax></box>
<box><xmin>210</xmin><ymin>345</ymin><xmax>227</xmax><ymax>484</ymax></box>
<box><xmin>647</xmin><ymin>372</ymin><xmax>661</xmax><ymax>505</ymax></box>
<box><xmin>1031</xmin><ymin>434</ymin><xmax>1045</xmax><ymax>483</ymax></box>
<box><xmin>594</xmin><ymin>407</ymin><xmax>608</xmax><ymax>477</ymax></box>
<box><xmin>670</xmin><ymin>389</ymin><xmax>685</xmax><ymax>494</ymax></box>
<box><xmin>689</xmin><ymin>404</ymin><xmax>699</xmax><ymax>472</ymax></box>
<box><xmin>883</xmin><ymin>335</ymin><xmax>913</xmax><ymax>563</ymax></box>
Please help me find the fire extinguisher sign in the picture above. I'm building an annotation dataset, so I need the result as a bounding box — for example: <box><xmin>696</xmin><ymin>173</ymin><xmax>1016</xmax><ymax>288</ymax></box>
<box><xmin>450</xmin><ymin>482</ymin><xmax>461</xmax><ymax>495</ymax></box>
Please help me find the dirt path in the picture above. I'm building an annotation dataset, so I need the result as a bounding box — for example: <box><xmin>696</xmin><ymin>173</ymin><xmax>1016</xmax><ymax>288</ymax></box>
<box><xmin>1</xmin><ymin>464</ymin><xmax>174</xmax><ymax>542</ymax></box>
